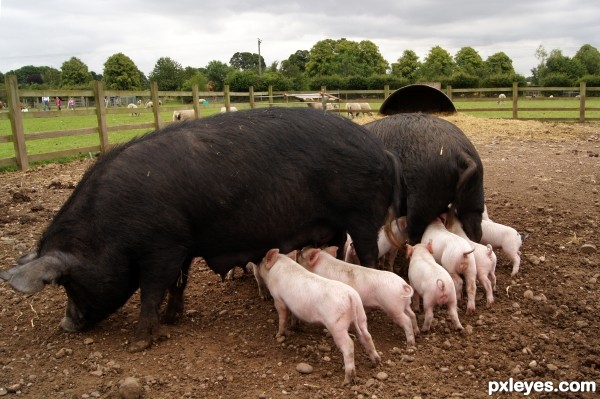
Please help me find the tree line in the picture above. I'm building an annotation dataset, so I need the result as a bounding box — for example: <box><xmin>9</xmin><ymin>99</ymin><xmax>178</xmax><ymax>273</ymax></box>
<box><xmin>2</xmin><ymin>39</ymin><xmax>600</xmax><ymax>94</ymax></box>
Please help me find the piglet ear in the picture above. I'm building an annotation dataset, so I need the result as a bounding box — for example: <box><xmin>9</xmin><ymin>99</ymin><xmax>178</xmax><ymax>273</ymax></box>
<box><xmin>426</xmin><ymin>239</ymin><xmax>434</xmax><ymax>254</ymax></box>
<box><xmin>323</xmin><ymin>246</ymin><xmax>337</xmax><ymax>257</ymax></box>
<box><xmin>0</xmin><ymin>255</ymin><xmax>66</xmax><ymax>294</ymax></box>
<box><xmin>397</xmin><ymin>217</ymin><xmax>407</xmax><ymax>231</ymax></box>
<box><xmin>286</xmin><ymin>250</ymin><xmax>298</xmax><ymax>262</ymax></box>
<box><xmin>307</xmin><ymin>248</ymin><xmax>321</xmax><ymax>268</ymax></box>
<box><xmin>264</xmin><ymin>248</ymin><xmax>280</xmax><ymax>270</ymax></box>
<box><xmin>246</xmin><ymin>262</ymin><xmax>256</xmax><ymax>274</ymax></box>
<box><xmin>405</xmin><ymin>244</ymin><xmax>413</xmax><ymax>258</ymax></box>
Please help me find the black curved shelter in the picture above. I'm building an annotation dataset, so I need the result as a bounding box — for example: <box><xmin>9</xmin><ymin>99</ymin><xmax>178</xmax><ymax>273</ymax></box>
<box><xmin>379</xmin><ymin>84</ymin><xmax>456</xmax><ymax>115</ymax></box>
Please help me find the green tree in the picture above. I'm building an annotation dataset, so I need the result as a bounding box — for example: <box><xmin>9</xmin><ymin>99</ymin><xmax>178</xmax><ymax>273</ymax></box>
<box><xmin>204</xmin><ymin>60</ymin><xmax>231</xmax><ymax>91</ymax></box>
<box><xmin>182</xmin><ymin>71</ymin><xmax>208</xmax><ymax>91</ymax></box>
<box><xmin>148</xmin><ymin>57</ymin><xmax>184</xmax><ymax>91</ymax></box>
<box><xmin>60</xmin><ymin>57</ymin><xmax>91</xmax><ymax>88</ymax></box>
<box><xmin>226</xmin><ymin>70</ymin><xmax>259</xmax><ymax>91</ymax></box>
<box><xmin>447</xmin><ymin>71</ymin><xmax>480</xmax><ymax>88</ymax></box>
<box><xmin>281</xmin><ymin>50</ymin><xmax>309</xmax><ymax>77</ymax></box>
<box><xmin>454</xmin><ymin>47</ymin><xmax>484</xmax><ymax>76</ymax></box>
<box><xmin>305</xmin><ymin>38</ymin><xmax>388</xmax><ymax>77</ymax></box>
<box><xmin>574</xmin><ymin>44</ymin><xmax>600</xmax><ymax>75</ymax></box>
<box><xmin>41</xmin><ymin>67</ymin><xmax>61</xmax><ymax>88</ymax></box>
<box><xmin>229</xmin><ymin>52</ymin><xmax>265</xmax><ymax>72</ymax></box>
<box><xmin>103</xmin><ymin>53</ymin><xmax>144</xmax><ymax>90</ymax></box>
<box><xmin>531</xmin><ymin>45</ymin><xmax>548</xmax><ymax>85</ymax></box>
<box><xmin>391</xmin><ymin>50</ymin><xmax>421</xmax><ymax>82</ymax></box>
<box><xmin>418</xmin><ymin>45</ymin><xmax>454</xmax><ymax>81</ymax></box>
<box><xmin>485</xmin><ymin>52</ymin><xmax>515</xmax><ymax>75</ymax></box>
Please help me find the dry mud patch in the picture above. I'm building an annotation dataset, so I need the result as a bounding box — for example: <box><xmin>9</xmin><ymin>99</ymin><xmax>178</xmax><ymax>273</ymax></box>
<box><xmin>0</xmin><ymin>114</ymin><xmax>599</xmax><ymax>398</ymax></box>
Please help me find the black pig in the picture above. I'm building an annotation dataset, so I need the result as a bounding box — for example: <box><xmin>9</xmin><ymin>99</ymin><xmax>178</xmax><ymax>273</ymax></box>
<box><xmin>364</xmin><ymin>113</ymin><xmax>484</xmax><ymax>244</ymax></box>
<box><xmin>1</xmin><ymin>107</ymin><xmax>401</xmax><ymax>351</ymax></box>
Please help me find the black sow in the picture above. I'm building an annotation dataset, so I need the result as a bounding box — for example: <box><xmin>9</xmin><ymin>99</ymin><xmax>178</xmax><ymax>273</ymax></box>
<box><xmin>364</xmin><ymin>113</ymin><xmax>484</xmax><ymax>244</ymax></box>
<box><xmin>1</xmin><ymin>107</ymin><xmax>400</xmax><ymax>351</ymax></box>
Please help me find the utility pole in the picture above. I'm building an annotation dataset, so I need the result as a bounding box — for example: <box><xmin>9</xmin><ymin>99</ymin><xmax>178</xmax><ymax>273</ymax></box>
<box><xmin>257</xmin><ymin>38</ymin><xmax>262</xmax><ymax>76</ymax></box>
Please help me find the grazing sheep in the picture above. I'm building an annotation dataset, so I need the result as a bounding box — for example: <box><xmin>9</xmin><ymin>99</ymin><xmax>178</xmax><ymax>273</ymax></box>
<box><xmin>358</xmin><ymin>102</ymin><xmax>373</xmax><ymax>116</ymax></box>
<box><xmin>145</xmin><ymin>100</ymin><xmax>162</xmax><ymax>108</ymax></box>
<box><xmin>345</xmin><ymin>103</ymin><xmax>362</xmax><ymax>119</ymax></box>
<box><xmin>220</xmin><ymin>106</ymin><xmax>238</xmax><ymax>113</ymax></box>
<box><xmin>127</xmin><ymin>103</ymin><xmax>139</xmax><ymax>116</ymax></box>
<box><xmin>172</xmin><ymin>109</ymin><xmax>196</xmax><ymax>121</ymax></box>
<box><xmin>497</xmin><ymin>93</ymin><xmax>506</xmax><ymax>104</ymax></box>
<box><xmin>307</xmin><ymin>102</ymin><xmax>337</xmax><ymax>111</ymax></box>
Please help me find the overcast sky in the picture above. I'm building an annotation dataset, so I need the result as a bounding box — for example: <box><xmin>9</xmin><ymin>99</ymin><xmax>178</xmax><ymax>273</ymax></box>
<box><xmin>0</xmin><ymin>0</ymin><xmax>598</xmax><ymax>78</ymax></box>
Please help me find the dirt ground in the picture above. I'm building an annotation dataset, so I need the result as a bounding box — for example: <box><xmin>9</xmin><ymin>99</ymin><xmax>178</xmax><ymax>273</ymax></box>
<box><xmin>0</xmin><ymin>114</ymin><xmax>599</xmax><ymax>399</ymax></box>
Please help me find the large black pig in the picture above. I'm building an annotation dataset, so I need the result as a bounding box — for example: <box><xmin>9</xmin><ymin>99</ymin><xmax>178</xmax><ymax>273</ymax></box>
<box><xmin>363</xmin><ymin>113</ymin><xmax>484</xmax><ymax>244</ymax></box>
<box><xmin>1</xmin><ymin>107</ymin><xmax>401</xmax><ymax>351</ymax></box>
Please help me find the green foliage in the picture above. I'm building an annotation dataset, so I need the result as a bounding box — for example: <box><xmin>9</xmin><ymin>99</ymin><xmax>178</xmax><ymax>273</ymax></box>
<box><xmin>103</xmin><ymin>53</ymin><xmax>144</xmax><ymax>90</ymax></box>
<box><xmin>541</xmin><ymin>72</ymin><xmax>575</xmax><ymax>87</ymax></box>
<box><xmin>366</xmin><ymin>74</ymin><xmax>409</xmax><ymax>90</ymax></box>
<box><xmin>261</xmin><ymin>72</ymin><xmax>293</xmax><ymax>91</ymax></box>
<box><xmin>482</xmin><ymin>73</ymin><xmax>526</xmax><ymax>88</ymax></box>
<box><xmin>60</xmin><ymin>57</ymin><xmax>92</xmax><ymax>88</ymax></box>
<box><xmin>306</xmin><ymin>38</ymin><xmax>389</xmax><ymax>77</ymax></box>
<box><xmin>205</xmin><ymin>60</ymin><xmax>231</xmax><ymax>91</ymax></box>
<box><xmin>545</xmin><ymin>49</ymin><xmax>586</xmax><ymax>81</ymax></box>
<box><xmin>281</xmin><ymin>50</ymin><xmax>309</xmax><ymax>78</ymax></box>
<box><xmin>308</xmin><ymin>75</ymin><xmax>344</xmax><ymax>90</ymax></box>
<box><xmin>454</xmin><ymin>47</ymin><xmax>484</xmax><ymax>76</ymax></box>
<box><xmin>574</xmin><ymin>44</ymin><xmax>600</xmax><ymax>75</ymax></box>
<box><xmin>485</xmin><ymin>52</ymin><xmax>515</xmax><ymax>75</ymax></box>
<box><xmin>391</xmin><ymin>50</ymin><xmax>421</xmax><ymax>82</ymax></box>
<box><xmin>182</xmin><ymin>71</ymin><xmax>209</xmax><ymax>91</ymax></box>
<box><xmin>418</xmin><ymin>46</ymin><xmax>454</xmax><ymax>81</ymax></box>
<box><xmin>226</xmin><ymin>70</ymin><xmax>259</xmax><ymax>92</ymax></box>
<box><xmin>230</xmin><ymin>52</ymin><xmax>265</xmax><ymax>72</ymax></box>
<box><xmin>447</xmin><ymin>71</ymin><xmax>481</xmax><ymax>88</ymax></box>
<box><xmin>579</xmin><ymin>74</ymin><xmax>600</xmax><ymax>87</ymax></box>
<box><xmin>149</xmin><ymin>57</ymin><xmax>184</xmax><ymax>91</ymax></box>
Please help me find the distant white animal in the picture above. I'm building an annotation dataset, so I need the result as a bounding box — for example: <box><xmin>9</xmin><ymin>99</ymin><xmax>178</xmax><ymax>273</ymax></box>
<box><xmin>220</xmin><ymin>106</ymin><xmax>238</xmax><ymax>113</ymax></box>
<box><xmin>345</xmin><ymin>103</ymin><xmax>362</xmax><ymax>119</ymax></box>
<box><xmin>497</xmin><ymin>93</ymin><xmax>506</xmax><ymax>104</ymax></box>
<box><xmin>172</xmin><ymin>109</ymin><xmax>196</xmax><ymax>121</ymax></box>
<box><xmin>127</xmin><ymin>103</ymin><xmax>139</xmax><ymax>116</ymax></box>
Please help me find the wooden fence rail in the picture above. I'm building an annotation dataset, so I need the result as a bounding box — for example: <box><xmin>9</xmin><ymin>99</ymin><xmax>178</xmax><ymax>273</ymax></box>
<box><xmin>1</xmin><ymin>76</ymin><xmax>599</xmax><ymax>171</ymax></box>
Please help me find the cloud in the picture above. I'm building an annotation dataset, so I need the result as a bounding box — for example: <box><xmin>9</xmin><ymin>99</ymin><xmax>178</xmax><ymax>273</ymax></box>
<box><xmin>0</xmin><ymin>0</ymin><xmax>597</xmax><ymax>77</ymax></box>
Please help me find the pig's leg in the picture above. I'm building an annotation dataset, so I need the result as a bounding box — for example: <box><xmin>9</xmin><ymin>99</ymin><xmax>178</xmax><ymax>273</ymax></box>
<box><xmin>385</xmin><ymin>248</ymin><xmax>398</xmax><ymax>272</ymax></box>
<box><xmin>273</xmin><ymin>299</ymin><xmax>290</xmax><ymax>338</ymax></box>
<box><xmin>161</xmin><ymin>257</ymin><xmax>193</xmax><ymax>324</ymax></box>
<box><xmin>329</xmin><ymin>328</ymin><xmax>356</xmax><ymax>386</ymax></box>
<box><xmin>389</xmin><ymin>309</ymin><xmax>416</xmax><ymax>347</ymax></box>
<box><xmin>421</xmin><ymin>296</ymin><xmax>435</xmax><ymax>332</ymax></box>
<box><xmin>464</xmin><ymin>275</ymin><xmax>477</xmax><ymax>313</ymax></box>
<box><xmin>405</xmin><ymin>305</ymin><xmax>420</xmax><ymax>337</ymax></box>
<box><xmin>353</xmin><ymin>320</ymin><xmax>381</xmax><ymax>366</ymax></box>
<box><xmin>490</xmin><ymin>270</ymin><xmax>497</xmax><ymax>292</ymax></box>
<box><xmin>446</xmin><ymin>299</ymin><xmax>464</xmax><ymax>330</ymax></box>
<box><xmin>411</xmin><ymin>290</ymin><xmax>421</xmax><ymax>312</ymax></box>
<box><xmin>451</xmin><ymin>273</ymin><xmax>463</xmax><ymax>301</ymax></box>
<box><xmin>478</xmin><ymin>272</ymin><xmax>494</xmax><ymax>307</ymax></box>
<box><xmin>509</xmin><ymin>253</ymin><xmax>521</xmax><ymax>276</ymax></box>
<box><xmin>131</xmin><ymin>255</ymin><xmax>187</xmax><ymax>352</ymax></box>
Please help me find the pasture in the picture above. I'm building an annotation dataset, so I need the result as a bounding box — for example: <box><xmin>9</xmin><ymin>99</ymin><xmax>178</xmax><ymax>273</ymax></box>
<box><xmin>0</xmin><ymin>114</ymin><xmax>598</xmax><ymax>398</ymax></box>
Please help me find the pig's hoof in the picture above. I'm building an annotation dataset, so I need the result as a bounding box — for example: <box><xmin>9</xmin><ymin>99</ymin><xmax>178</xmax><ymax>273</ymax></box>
<box><xmin>128</xmin><ymin>338</ymin><xmax>152</xmax><ymax>353</ymax></box>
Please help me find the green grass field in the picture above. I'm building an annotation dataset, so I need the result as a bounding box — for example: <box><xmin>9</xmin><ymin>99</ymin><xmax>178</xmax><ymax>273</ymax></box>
<box><xmin>1</xmin><ymin>98</ymin><xmax>599</xmax><ymax>170</ymax></box>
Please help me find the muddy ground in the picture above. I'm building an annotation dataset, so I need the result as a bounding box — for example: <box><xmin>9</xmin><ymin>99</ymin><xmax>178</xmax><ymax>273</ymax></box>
<box><xmin>0</xmin><ymin>114</ymin><xmax>599</xmax><ymax>398</ymax></box>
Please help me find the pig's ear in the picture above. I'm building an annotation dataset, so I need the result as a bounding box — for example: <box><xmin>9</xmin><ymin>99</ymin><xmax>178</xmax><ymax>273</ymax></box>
<box><xmin>286</xmin><ymin>250</ymin><xmax>298</xmax><ymax>262</ymax></box>
<box><xmin>323</xmin><ymin>246</ymin><xmax>337</xmax><ymax>257</ymax></box>
<box><xmin>0</xmin><ymin>255</ymin><xmax>66</xmax><ymax>294</ymax></box>
<box><xmin>397</xmin><ymin>217</ymin><xmax>407</xmax><ymax>230</ymax></box>
<box><xmin>405</xmin><ymin>244</ymin><xmax>413</xmax><ymax>258</ymax></box>
<box><xmin>426</xmin><ymin>239</ymin><xmax>434</xmax><ymax>254</ymax></box>
<box><xmin>307</xmin><ymin>249</ymin><xmax>320</xmax><ymax>268</ymax></box>
<box><xmin>264</xmin><ymin>249</ymin><xmax>280</xmax><ymax>270</ymax></box>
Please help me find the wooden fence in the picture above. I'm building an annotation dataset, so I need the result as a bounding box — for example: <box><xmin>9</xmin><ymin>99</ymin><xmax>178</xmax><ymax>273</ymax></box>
<box><xmin>1</xmin><ymin>75</ymin><xmax>599</xmax><ymax>171</ymax></box>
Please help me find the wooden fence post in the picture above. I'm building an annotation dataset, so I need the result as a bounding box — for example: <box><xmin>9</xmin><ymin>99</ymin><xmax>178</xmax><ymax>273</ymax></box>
<box><xmin>579</xmin><ymin>81</ymin><xmax>586</xmax><ymax>122</ymax></box>
<box><xmin>384</xmin><ymin>85</ymin><xmax>390</xmax><ymax>99</ymax></box>
<box><xmin>93</xmin><ymin>80</ymin><xmax>109</xmax><ymax>153</ymax></box>
<box><xmin>192</xmin><ymin>84</ymin><xmax>200</xmax><ymax>118</ymax></box>
<box><xmin>249</xmin><ymin>86</ymin><xmax>255</xmax><ymax>109</ymax></box>
<box><xmin>268</xmin><ymin>85</ymin><xmax>273</xmax><ymax>107</ymax></box>
<box><xmin>6</xmin><ymin>75</ymin><xmax>29</xmax><ymax>170</ymax></box>
<box><xmin>512</xmin><ymin>82</ymin><xmax>519</xmax><ymax>119</ymax></box>
<box><xmin>446</xmin><ymin>85</ymin><xmax>453</xmax><ymax>101</ymax></box>
<box><xmin>150</xmin><ymin>81</ymin><xmax>161</xmax><ymax>129</ymax></box>
<box><xmin>223</xmin><ymin>85</ymin><xmax>231</xmax><ymax>111</ymax></box>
